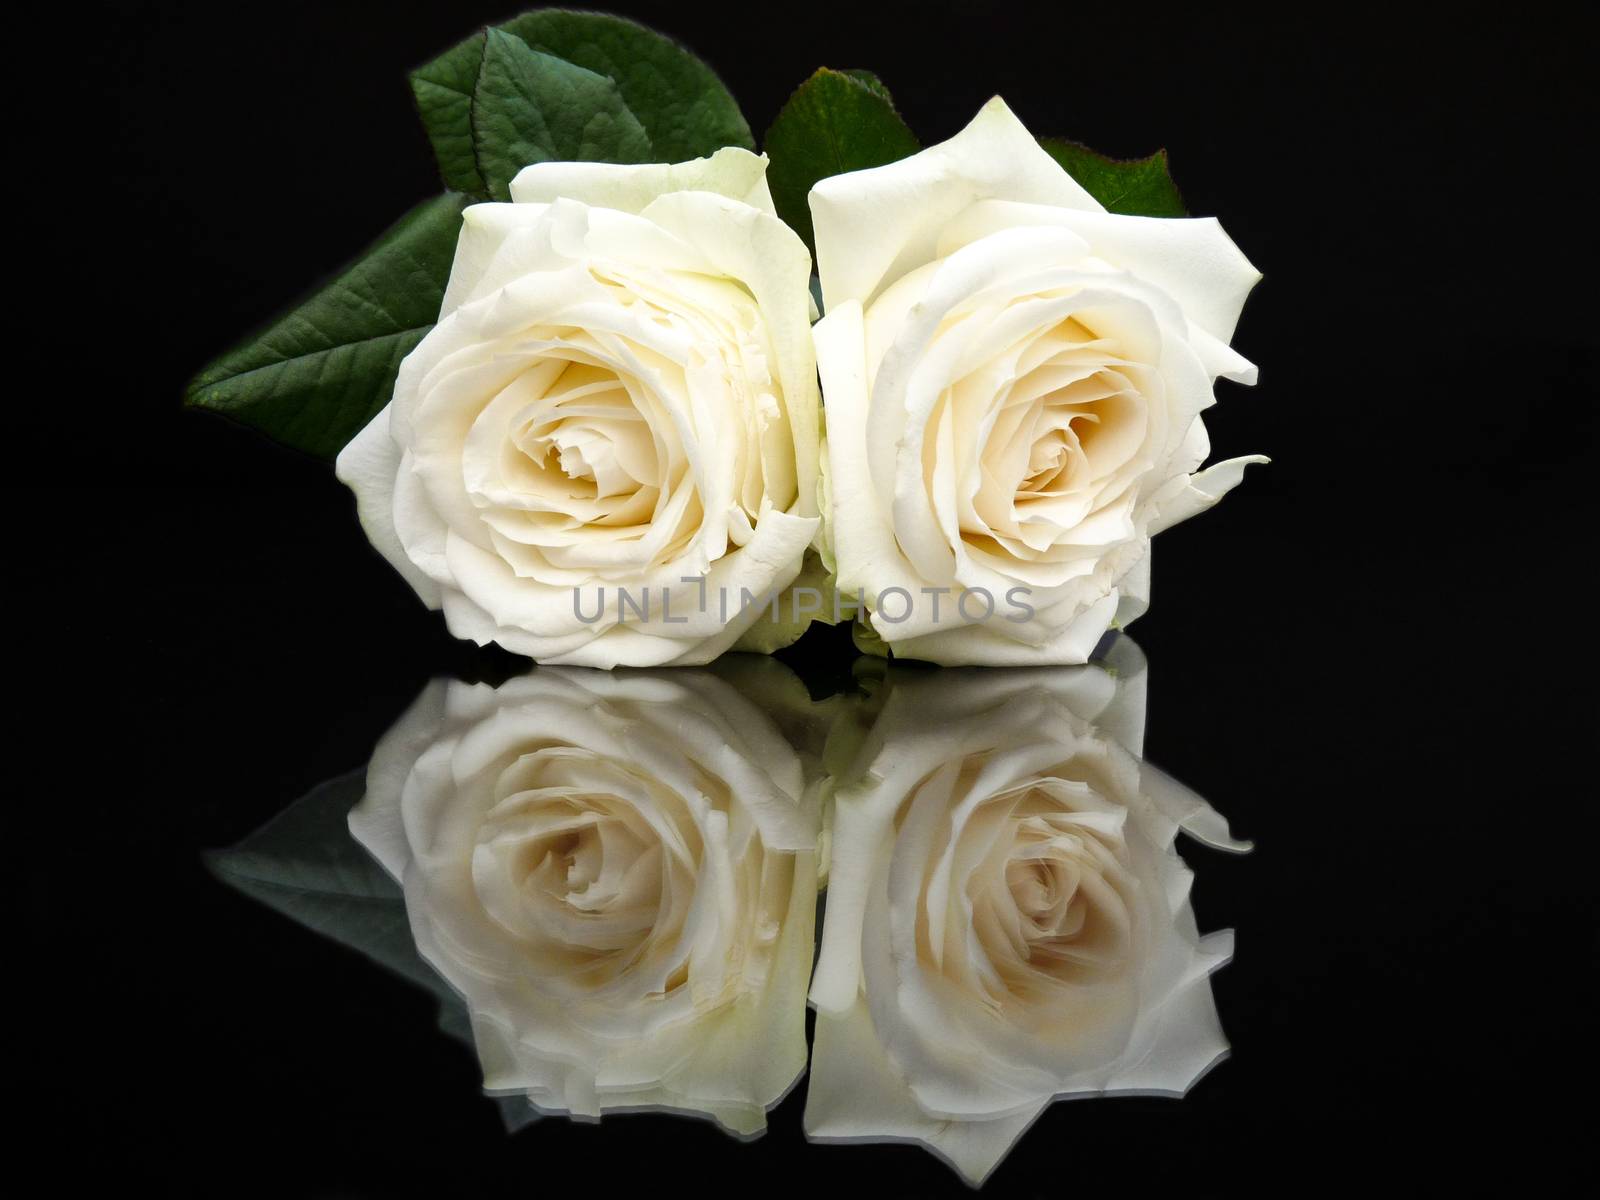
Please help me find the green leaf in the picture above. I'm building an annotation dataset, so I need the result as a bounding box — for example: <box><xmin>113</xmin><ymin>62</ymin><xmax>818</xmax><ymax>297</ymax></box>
<box><xmin>204</xmin><ymin>771</ymin><xmax>426</xmax><ymax>984</ymax></box>
<box><xmin>411</xmin><ymin>12</ymin><xmax>754</xmax><ymax>200</ymax></box>
<box><xmin>206</xmin><ymin>770</ymin><xmax>478</xmax><ymax>1041</ymax></box>
<box><xmin>410</xmin><ymin>36</ymin><xmax>493</xmax><ymax>195</ymax></box>
<box><xmin>473</xmin><ymin>28</ymin><xmax>652</xmax><ymax>201</ymax></box>
<box><xmin>501</xmin><ymin>10</ymin><xmax>754</xmax><ymax>161</ymax></box>
<box><xmin>185</xmin><ymin>193</ymin><xmax>468</xmax><ymax>459</ymax></box>
<box><xmin>1039</xmin><ymin>138</ymin><xmax>1187</xmax><ymax>217</ymax></box>
<box><xmin>764</xmin><ymin>68</ymin><xmax>921</xmax><ymax>254</ymax></box>
<box><xmin>207</xmin><ymin>769</ymin><xmax>550</xmax><ymax>1132</ymax></box>
<box><xmin>838</xmin><ymin>69</ymin><xmax>894</xmax><ymax>103</ymax></box>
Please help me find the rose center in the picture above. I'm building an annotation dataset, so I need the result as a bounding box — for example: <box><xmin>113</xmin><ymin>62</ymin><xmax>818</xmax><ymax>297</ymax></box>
<box><xmin>990</xmin><ymin>801</ymin><xmax>1137</xmax><ymax>985</ymax></box>
<box><xmin>515</xmin><ymin>814</ymin><xmax>650</xmax><ymax>916</ymax></box>
<box><xmin>513</xmin><ymin>361</ymin><xmax>659</xmax><ymax>498</ymax></box>
<box><xmin>1006</xmin><ymin>855</ymin><xmax>1085</xmax><ymax>938</ymax></box>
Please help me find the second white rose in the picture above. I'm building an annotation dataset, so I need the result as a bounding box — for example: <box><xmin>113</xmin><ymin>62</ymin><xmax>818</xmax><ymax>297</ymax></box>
<box><xmin>811</xmin><ymin>98</ymin><xmax>1266</xmax><ymax>665</ymax></box>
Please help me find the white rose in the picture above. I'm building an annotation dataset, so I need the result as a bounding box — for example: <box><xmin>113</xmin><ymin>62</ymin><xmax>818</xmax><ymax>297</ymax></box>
<box><xmin>337</xmin><ymin>149</ymin><xmax>821</xmax><ymax>667</ymax></box>
<box><xmin>805</xmin><ymin>640</ymin><xmax>1248</xmax><ymax>1183</ymax></box>
<box><xmin>811</xmin><ymin>98</ymin><xmax>1266</xmax><ymax>665</ymax></box>
<box><xmin>349</xmin><ymin>665</ymin><xmax>820</xmax><ymax>1136</ymax></box>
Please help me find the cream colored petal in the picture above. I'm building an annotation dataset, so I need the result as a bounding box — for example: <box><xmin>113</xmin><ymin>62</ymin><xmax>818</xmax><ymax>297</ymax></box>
<box><xmin>805</xmin><ymin>999</ymin><xmax>1043</xmax><ymax>1187</ymax></box>
<box><xmin>807</xmin><ymin>775</ymin><xmax>904</xmax><ymax>1015</ymax></box>
<box><xmin>809</xmin><ymin>96</ymin><xmax>1099</xmax><ymax>313</ymax></box>
<box><xmin>887</xmin><ymin>591</ymin><xmax>1121</xmax><ymax>666</ymax></box>
<box><xmin>346</xmin><ymin>679</ymin><xmax>451</xmax><ymax>879</ymax></box>
<box><xmin>439</xmin><ymin>510</ymin><xmax>818</xmax><ymax>667</ymax></box>
<box><xmin>1101</xmin><ymin>933</ymin><xmax>1235</xmax><ymax>1096</ymax></box>
<box><xmin>933</xmin><ymin>199</ymin><xmax>1262</xmax><ymax>347</ymax></box>
<box><xmin>642</xmin><ymin>190</ymin><xmax>820</xmax><ymax>515</ymax></box>
<box><xmin>440</xmin><ymin>202</ymin><xmax>555</xmax><ymax>317</ymax></box>
<box><xmin>1147</xmin><ymin>454</ymin><xmax>1269</xmax><ymax>535</ymax></box>
<box><xmin>636</xmin><ymin>851</ymin><xmax>817</xmax><ymax>1128</ymax></box>
<box><xmin>509</xmin><ymin>147</ymin><xmax>775</xmax><ymax>214</ymax></box>
<box><xmin>814</xmin><ymin>301</ymin><xmax>929</xmax><ymax>602</ymax></box>
<box><xmin>334</xmin><ymin>407</ymin><xmax>444</xmax><ymax>608</ymax></box>
<box><xmin>1112</xmin><ymin>548</ymin><xmax>1152</xmax><ymax>634</ymax></box>
<box><xmin>1139</xmin><ymin>764</ymin><xmax>1253</xmax><ymax>853</ymax></box>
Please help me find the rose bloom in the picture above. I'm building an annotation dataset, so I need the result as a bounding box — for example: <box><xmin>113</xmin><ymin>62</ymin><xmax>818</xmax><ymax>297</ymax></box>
<box><xmin>337</xmin><ymin>150</ymin><xmax>820</xmax><ymax>667</ymax></box>
<box><xmin>349</xmin><ymin>666</ymin><xmax>820</xmax><ymax>1135</ymax></box>
<box><xmin>805</xmin><ymin>640</ymin><xmax>1248</xmax><ymax>1183</ymax></box>
<box><xmin>811</xmin><ymin>98</ymin><xmax>1265</xmax><ymax>665</ymax></box>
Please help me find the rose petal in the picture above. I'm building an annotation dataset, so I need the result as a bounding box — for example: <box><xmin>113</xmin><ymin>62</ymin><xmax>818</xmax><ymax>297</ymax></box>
<box><xmin>510</xmin><ymin>146</ymin><xmax>776</xmax><ymax>215</ymax></box>
<box><xmin>335</xmin><ymin>411</ymin><xmax>444</xmax><ymax>608</ymax></box>
<box><xmin>810</xmin><ymin>96</ymin><xmax>1099</xmax><ymax>313</ymax></box>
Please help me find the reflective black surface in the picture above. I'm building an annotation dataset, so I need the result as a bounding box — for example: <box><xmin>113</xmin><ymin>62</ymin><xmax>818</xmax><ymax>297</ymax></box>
<box><xmin>208</xmin><ymin>642</ymin><xmax>1249</xmax><ymax>1185</ymax></box>
<box><xmin>38</xmin><ymin>0</ymin><xmax>1595</xmax><ymax>1191</ymax></box>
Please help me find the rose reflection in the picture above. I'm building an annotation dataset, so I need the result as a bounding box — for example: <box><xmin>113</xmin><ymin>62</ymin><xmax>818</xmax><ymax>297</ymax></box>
<box><xmin>806</xmin><ymin>638</ymin><xmax>1249</xmax><ymax>1184</ymax></box>
<box><xmin>351</xmin><ymin>665</ymin><xmax>822</xmax><ymax>1137</ymax></box>
<box><xmin>210</xmin><ymin>638</ymin><xmax>1246</xmax><ymax>1178</ymax></box>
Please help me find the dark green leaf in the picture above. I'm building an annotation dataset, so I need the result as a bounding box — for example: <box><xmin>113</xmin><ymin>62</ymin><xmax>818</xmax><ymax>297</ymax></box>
<box><xmin>204</xmin><ymin>771</ymin><xmax>427</xmax><ymax>984</ymax></box>
<box><xmin>410</xmin><ymin>11</ymin><xmax>754</xmax><ymax>199</ymax></box>
<box><xmin>208</xmin><ymin>768</ymin><xmax>547</xmax><ymax>1129</ymax></box>
<box><xmin>501</xmin><ymin>9</ymin><xmax>753</xmax><ymax>160</ymax></box>
<box><xmin>206</xmin><ymin>771</ymin><xmax>482</xmax><ymax>1042</ymax></box>
<box><xmin>411</xmin><ymin>35</ymin><xmax>492</xmax><ymax>195</ymax></box>
<box><xmin>838</xmin><ymin>69</ymin><xmax>894</xmax><ymax>103</ymax></box>
<box><xmin>185</xmin><ymin>194</ymin><xmax>468</xmax><ymax>459</ymax></box>
<box><xmin>1039</xmin><ymin>138</ymin><xmax>1186</xmax><ymax>217</ymax></box>
<box><xmin>764</xmin><ymin>68</ymin><xmax>921</xmax><ymax>254</ymax></box>
<box><xmin>473</xmin><ymin>28</ymin><xmax>652</xmax><ymax>201</ymax></box>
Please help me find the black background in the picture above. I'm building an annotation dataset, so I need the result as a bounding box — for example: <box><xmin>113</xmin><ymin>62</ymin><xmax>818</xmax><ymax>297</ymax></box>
<box><xmin>32</xmin><ymin>1</ymin><xmax>1596</xmax><ymax>1191</ymax></box>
